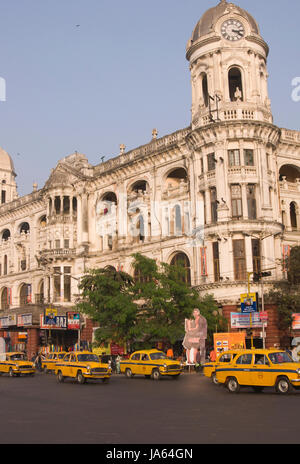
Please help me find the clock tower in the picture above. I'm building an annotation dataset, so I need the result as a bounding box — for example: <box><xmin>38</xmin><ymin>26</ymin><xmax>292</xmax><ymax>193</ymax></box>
<box><xmin>186</xmin><ymin>0</ymin><xmax>272</xmax><ymax>128</ymax></box>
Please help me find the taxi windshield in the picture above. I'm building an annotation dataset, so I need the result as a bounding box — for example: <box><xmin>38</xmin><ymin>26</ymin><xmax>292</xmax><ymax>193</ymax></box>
<box><xmin>269</xmin><ymin>352</ymin><xmax>293</xmax><ymax>364</ymax></box>
<box><xmin>150</xmin><ymin>352</ymin><xmax>168</xmax><ymax>361</ymax></box>
<box><xmin>77</xmin><ymin>354</ymin><xmax>99</xmax><ymax>362</ymax></box>
<box><xmin>10</xmin><ymin>354</ymin><xmax>26</xmax><ymax>361</ymax></box>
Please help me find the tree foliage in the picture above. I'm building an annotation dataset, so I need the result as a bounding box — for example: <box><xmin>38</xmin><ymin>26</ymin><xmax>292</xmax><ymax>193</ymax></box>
<box><xmin>268</xmin><ymin>246</ymin><xmax>300</xmax><ymax>330</ymax></box>
<box><xmin>77</xmin><ymin>253</ymin><xmax>223</xmax><ymax>348</ymax></box>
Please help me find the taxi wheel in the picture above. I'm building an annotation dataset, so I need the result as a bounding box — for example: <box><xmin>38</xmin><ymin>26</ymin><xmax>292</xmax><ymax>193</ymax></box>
<box><xmin>9</xmin><ymin>368</ymin><xmax>14</xmax><ymax>377</ymax></box>
<box><xmin>226</xmin><ymin>377</ymin><xmax>240</xmax><ymax>393</ymax></box>
<box><xmin>211</xmin><ymin>372</ymin><xmax>218</xmax><ymax>385</ymax></box>
<box><xmin>76</xmin><ymin>371</ymin><xmax>86</xmax><ymax>384</ymax></box>
<box><xmin>57</xmin><ymin>371</ymin><xmax>64</xmax><ymax>383</ymax></box>
<box><xmin>151</xmin><ymin>369</ymin><xmax>161</xmax><ymax>381</ymax></box>
<box><xmin>275</xmin><ymin>377</ymin><xmax>291</xmax><ymax>395</ymax></box>
<box><xmin>125</xmin><ymin>368</ymin><xmax>133</xmax><ymax>379</ymax></box>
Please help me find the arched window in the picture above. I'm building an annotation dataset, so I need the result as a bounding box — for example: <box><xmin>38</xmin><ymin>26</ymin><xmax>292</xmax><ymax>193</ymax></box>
<box><xmin>39</xmin><ymin>215</ymin><xmax>47</xmax><ymax>228</ymax></box>
<box><xmin>279</xmin><ymin>165</ymin><xmax>300</xmax><ymax>183</ymax></box>
<box><xmin>1</xmin><ymin>287</ymin><xmax>9</xmax><ymax>310</ymax></box>
<box><xmin>19</xmin><ymin>222</ymin><xmax>30</xmax><ymax>234</ymax></box>
<box><xmin>131</xmin><ymin>180</ymin><xmax>148</xmax><ymax>194</ymax></box>
<box><xmin>290</xmin><ymin>202</ymin><xmax>298</xmax><ymax>230</ymax></box>
<box><xmin>202</xmin><ymin>73</ymin><xmax>209</xmax><ymax>107</ymax></box>
<box><xmin>2</xmin><ymin>229</ymin><xmax>10</xmax><ymax>241</ymax></box>
<box><xmin>20</xmin><ymin>283</ymin><xmax>31</xmax><ymax>305</ymax></box>
<box><xmin>170</xmin><ymin>252</ymin><xmax>191</xmax><ymax>285</ymax></box>
<box><xmin>229</xmin><ymin>67</ymin><xmax>243</xmax><ymax>102</ymax></box>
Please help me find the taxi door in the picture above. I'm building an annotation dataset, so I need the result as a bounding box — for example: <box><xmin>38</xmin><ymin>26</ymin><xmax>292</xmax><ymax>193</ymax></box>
<box><xmin>61</xmin><ymin>353</ymin><xmax>72</xmax><ymax>376</ymax></box>
<box><xmin>252</xmin><ymin>354</ymin><xmax>272</xmax><ymax>387</ymax></box>
<box><xmin>232</xmin><ymin>353</ymin><xmax>254</xmax><ymax>386</ymax></box>
<box><xmin>69</xmin><ymin>353</ymin><xmax>77</xmax><ymax>377</ymax></box>
<box><xmin>139</xmin><ymin>353</ymin><xmax>150</xmax><ymax>375</ymax></box>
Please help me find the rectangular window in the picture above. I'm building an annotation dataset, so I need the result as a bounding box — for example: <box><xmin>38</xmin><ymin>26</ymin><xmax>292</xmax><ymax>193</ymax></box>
<box><xmin>228</xmin><ymin>149</ymin><xmax>241</xmax><ymax>167</ymax></box>
<box><xmin>53</xmin><ymin>267</ymin><xmax>61</xmax><ymax>301</ymax></box>
<box><xmin>207</xmin><ymin>153</ymin><xmax>216</xmax><ymax>172</ymax></box>
<box><xmin>233</xmin><ymin>239</ymin><xmax>246</xmax><ymax>281</ymax></box>
<box><xmin>213</xmin><ymin>242</ymin><xmax>220</xmax><ymax>282</ymax></box>
<box><xmin>210</xmin><ymin>188</ymin><xmax>218</xmax><ymax>223</ymax></box>
<box><xmin>231</xmin><ymin>185</ymin><xmax>243</xmax><ymax>219</ymax></box>
<box><xmin>64</xmin><ymin>239</ymin><xmax>69</xmax><ymax>249</ymax></box>
<box><xmin>64</xmin><ymin>267</ymin><xmax>71</xmax><ymax>302</ymax></box>
<box><xmin>55</xmin><ymin>240</ymin><xmax>60</xmax><ymax>249</ymax></box>
<box><xmin>244</xmin><ymin>149</ymin><xmax>254</xmax><ymax>166</ymax></box>
<box><xmin>1</xmin><ymin>190</ymin><xmax>6</xmax><ymax>204</ymax></box>
<box><xmin>252</xmin><ymin>239</ymin><xmax>261</xmax><ymax>275</ymax></box>
<box><xmin>247</xmin><ymin>184</ymin><xmax>257</xmax><ymax>220</ymax></box>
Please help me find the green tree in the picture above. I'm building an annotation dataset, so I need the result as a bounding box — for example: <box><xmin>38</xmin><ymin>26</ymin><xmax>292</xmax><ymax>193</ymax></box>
<box><xmin>268</xmin><ymin>246</ymin><xmax>300</xmax><ymax>331</ymax></box>
<box><xmin>131</xmin><ymin>253</ymin><xmax>222</xmax><ymax>347</ymax></box>
<box><xmin>76</xmin><ymin>254</ymin><xmax>224</xmax><ymax>349</ymax></box>
<box><xmin>77</xmin><ymin>267</ymin><xmax>139</xmax><ymax>346</ymax></box>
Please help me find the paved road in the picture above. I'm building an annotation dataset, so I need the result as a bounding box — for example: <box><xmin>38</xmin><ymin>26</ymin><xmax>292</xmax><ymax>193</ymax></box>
<box><xmin>0</xmin><ymin>371</ymin><xmax>299</xmax><ymax>444</ymax></box>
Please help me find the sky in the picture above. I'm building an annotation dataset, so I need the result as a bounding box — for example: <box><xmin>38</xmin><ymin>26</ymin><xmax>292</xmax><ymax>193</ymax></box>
<box><xmin>0</xmin><ymin>0</ymin><xmax>299</xmax><ymax>196</ymax></box>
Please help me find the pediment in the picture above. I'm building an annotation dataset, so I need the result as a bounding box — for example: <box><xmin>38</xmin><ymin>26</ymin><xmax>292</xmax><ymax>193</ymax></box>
<box><xmin>44</xmin><ymin>164</ymin><xmax>86</xmax><ymax>189</ymax></box>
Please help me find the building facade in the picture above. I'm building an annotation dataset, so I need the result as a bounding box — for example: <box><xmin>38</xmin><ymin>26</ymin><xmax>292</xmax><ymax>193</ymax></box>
<box><xmin>0</xmin><ymin>0</ymin><xmax>299</xmax><ymax>357</ymax></box>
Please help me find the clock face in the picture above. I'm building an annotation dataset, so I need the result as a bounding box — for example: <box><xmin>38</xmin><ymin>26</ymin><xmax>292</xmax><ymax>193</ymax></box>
<box><xmin>221</xmin><ymin>19</ymin><xmax>245</xmax><ymax>41</ymax></box>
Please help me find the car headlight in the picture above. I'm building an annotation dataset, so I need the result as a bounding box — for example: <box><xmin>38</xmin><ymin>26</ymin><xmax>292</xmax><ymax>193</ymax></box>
<box><xmin>296</xmin><ymin>368</ymin><xmax>300</xmax><ymax>376</ymax></box>
<box><xmin>86</xmin><ymin>365</ymin><xmax>91</xmax><ymax>372</ymax></box>
<box><xmin>15</xmin><ymin>364</ymin><xmax>19</xmax><ymax>370</ymax></box>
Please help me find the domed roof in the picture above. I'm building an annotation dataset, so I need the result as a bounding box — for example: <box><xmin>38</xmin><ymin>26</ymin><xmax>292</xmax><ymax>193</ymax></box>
<box><xmin>191</xmin><ymin>0</ymin><xmax>260</xmax><ymax>42</ymax></box>
<box><xmin>0</xmin><ymin>147</ymin><xmax>15</xmax><ymax>173</ymax></box>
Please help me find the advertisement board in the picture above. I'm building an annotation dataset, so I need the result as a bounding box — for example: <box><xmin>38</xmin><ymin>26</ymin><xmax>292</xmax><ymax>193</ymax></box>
<box><xmin>292</xmin><ymin>314</ymin><xmax>300</xmax><ymax>330</ymax></box>
<box><xmin>44</xmin><ymin>308</ymin><xmax>58</xmax><ymax>326</ymax></box>
<box><xmin>40</xmin><ymin>314</ymin><xmax>67</xmax><ymax>330</ymax></box>
<box><xmin>231</xmin><ymin>312</ymin><xmax>266</xmax><ymax>329</ymax></box>
<box><xmin>214</xmin><ymin>332</ymin><xmax>246</xmax><ymax>353</ymax></box>
<box><xmin>0</xmin><ymin>315</ymin><xmax>16</xmax><ymax>328</ymax></box>
<box><xmin>240</xmin><ymin>293</ymin><xmax>259</xmax><ymax>313</ymax></box>
<box><xmin>67</xmin><ymin>312</ymin><xmax>80</xmax><ymax>330</ymax></box>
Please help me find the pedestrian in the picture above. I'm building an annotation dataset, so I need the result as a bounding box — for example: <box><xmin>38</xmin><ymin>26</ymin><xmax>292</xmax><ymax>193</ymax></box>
<box><xmin>166</xmin><ymin>346</ymin><xmax>174</xmax><ymax>359</ymax></box>
<box><xmin>210</xmin><ymin>348</ymin><xmax>217</xmax><ymax>362</ymax></box>
<box><xmin>35</xmin><ymin>352</ymin><xmax>42</xmax><ymax>371</ymax></box>
<box><xmin>31</xmin><ymin>352</ymin><xmax>36</xmax><ymax>363</ymax></box>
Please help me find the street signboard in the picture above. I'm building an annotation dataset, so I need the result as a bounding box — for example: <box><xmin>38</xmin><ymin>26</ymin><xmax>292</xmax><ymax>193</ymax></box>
<box><xmin>240</xmin><ymin>292</ymin><xmax>259</xmax><ymax>313</ymax></box>
<box><xmin>292</xmin><ymin>314</ymin><xmax>300</xmax><ymax>330</ymax></box>
<box><xmin>231</xmin><ymin>312</ymin><xmax>265</xmax><ymax>329</ymax></box>
<box><xmin>17</xmin><ymin>314</ymin><xmax>32</xmax><ymax>327</ymax></box>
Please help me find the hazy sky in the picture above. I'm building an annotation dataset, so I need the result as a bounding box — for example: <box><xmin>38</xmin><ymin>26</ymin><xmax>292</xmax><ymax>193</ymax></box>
<box><xmin>0</xmin><ymin>0</ymin><xmax>299</xmax><ymax>196</ymax></box>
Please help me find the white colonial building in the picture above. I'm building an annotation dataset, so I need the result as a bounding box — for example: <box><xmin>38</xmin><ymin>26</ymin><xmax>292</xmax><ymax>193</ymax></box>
<box><xmin>0</xmin><ymin>0</ymin><xmax>299</xmax><ymax>354</ymax></box>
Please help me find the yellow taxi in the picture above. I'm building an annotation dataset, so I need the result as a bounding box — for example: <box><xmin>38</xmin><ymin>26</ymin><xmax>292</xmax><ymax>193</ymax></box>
<box><xmin>203</xmin><ymin>350</ymin><xmax>241</xmax><ymax>385</ymax></box>
<box><xmin>215</xmin><ymin>348</ymin><xmax>300</xmax><ymax>394</ymax></box>
<box><xmin>0</xmin><ymin>352</ymin><xmax>35</xmax><ymax>377</ymax></box>
<box><xmin>54</xmin><ymin>351</ymin><xmax>111</xmax><ymax>384</ymax></box>
<box><xmin>42</xmin><ymin>352</ymin><xmax>67</xmax><ymax>373</ymax></box>
<box><xmin>120</xmin><ymin>349</ymin><xmax>182</xmax><ymax>380</ymax></box>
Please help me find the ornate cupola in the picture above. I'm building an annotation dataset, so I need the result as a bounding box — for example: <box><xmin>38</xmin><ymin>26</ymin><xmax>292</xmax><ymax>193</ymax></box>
<box><xmin>186</xmin><ymin>0</ymin><xmax>272</xmax><ymax>128</ymax></box>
